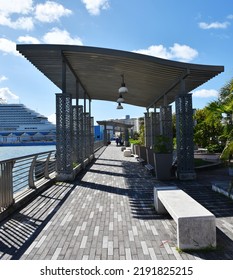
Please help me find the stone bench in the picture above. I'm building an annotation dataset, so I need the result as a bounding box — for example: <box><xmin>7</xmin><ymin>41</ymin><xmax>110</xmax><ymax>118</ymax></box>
<box><xmin>123</xmin><ymin>149</ymin><xmax>132</xmax><ymax>157</ymax></box>
<box><xmin>154</xmin><ymin>186</ymin><xmax>216</xmax><ymax>250</ymax></box>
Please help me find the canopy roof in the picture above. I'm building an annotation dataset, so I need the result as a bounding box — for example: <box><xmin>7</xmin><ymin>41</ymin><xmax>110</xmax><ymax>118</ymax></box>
<box><xmin>97</xmin><ymin>120</ymin><xmax>134</xmax><ymax>129</ymax></box>
<box><xmin>17</xmin><ymin>44</ymin><xmax>224</xmax><ymax>108</ymax></box>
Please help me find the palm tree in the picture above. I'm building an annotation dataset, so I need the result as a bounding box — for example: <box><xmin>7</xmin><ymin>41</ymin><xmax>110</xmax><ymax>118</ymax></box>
<box><xmin>218</xmin><ymin>78</ymin><xmax>233</xmax><ymax>161</ymax></box>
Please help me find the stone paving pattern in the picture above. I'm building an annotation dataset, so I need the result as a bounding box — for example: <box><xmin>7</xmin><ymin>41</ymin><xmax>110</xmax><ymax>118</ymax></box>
<box><xmin>1</xmin><ymin>144</ymin><xmax>233</xmax><ymax>260</ymax></box>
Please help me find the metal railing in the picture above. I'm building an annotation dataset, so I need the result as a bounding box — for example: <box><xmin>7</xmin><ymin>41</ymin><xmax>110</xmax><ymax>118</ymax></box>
<box><xmin>0</xmin><ymin>140</ymin><xmax>105</xmax><ymax>213</ymax></box>
<box><xmin>0</xmin><ymin>150</ymin><xmax>56</xmax><ymax>212</ymax></box>
<box><xmin>94</xmin><ymin>140</ymin><xmax>104</xmax><ymax>151</ymax></box>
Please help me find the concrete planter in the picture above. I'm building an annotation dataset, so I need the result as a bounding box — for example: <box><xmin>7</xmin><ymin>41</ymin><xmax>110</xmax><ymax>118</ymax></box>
<box><xmin>73</xmin><ymin>164</ymin><xmax>82</xmax><ymax>177</ymax></box>
<box><xmin>153</xmin><ymin>153</ymin><xmax>173</xmax><ymax>180</ymax></box>
<box><xmin>134</xmin><ymin>144</ymin><xmax>140</xmax><ymax>156</ymax></box>
<box><xmin>229</xmin><ymin>167</ymin><xmax>233</xmax><ymax>176</ymax></box>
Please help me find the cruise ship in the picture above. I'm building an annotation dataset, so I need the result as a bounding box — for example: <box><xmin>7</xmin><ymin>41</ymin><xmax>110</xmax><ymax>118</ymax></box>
<box><xmin>0</xmin><ymin>99</ymin><xmax>56</xmax><ymax>145</ymax></box>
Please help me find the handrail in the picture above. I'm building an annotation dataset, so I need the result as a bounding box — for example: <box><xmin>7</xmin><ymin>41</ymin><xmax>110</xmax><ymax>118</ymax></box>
<box><xmin>0</xmin><ymin>150</ymin><xmax>56</xmax><ymax>164</ymax></box>
<box><xmin>0</xmin><ymin>150</ymin><xmax>56</xmax><ymax>212</ymax></box>
<box><xmin>0</xmin><ymin>140</ymin><xmax>105</xmax><ymax>214</ymax></box>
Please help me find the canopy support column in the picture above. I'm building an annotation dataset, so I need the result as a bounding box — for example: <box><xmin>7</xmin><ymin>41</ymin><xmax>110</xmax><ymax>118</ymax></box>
<box><xmin>83</xmin><ymin>92</ymin><xmax>87</xmax><ymax>161</ymax></box>
<box><xmin>150</xmin><ymin>112</ymin><xmax>160</xmax><ymax>149</ymax></box>
<box><xmin>56</xmin><ymin>57</ymin><xmax>74</xmax><ymax>181</ymax></box>
<box><xmin>175</xmin><ymin>93</ymin><xmax>196</xmax><ymax>180</ymax></box>
<box><xmin>144</xmin><ymin>112</ymin><xmax>151</xmax><ymax>148</ymax></box>
<box><xmin>84</xmin><ymin>112</ymin><xmax>91</xmax><ymax>159</ymax></box>
<box><xmin>159</xmin><ymin>105</ymin><xmax>173</xmax><ymax>153</ymax></box>
<box><xmin>72</xmin><ymin>81</ymin><xmax>80</xmax><ymax>166</ymax></box>
<box><xmin>77</xmin><ymin>105</ymin><xmax>84</xmax><ymax>164</ymax></box>
<box><xmin>124</xmin><ymin>127</ymin><xmax>129</xmax><ymax>147</ymax></box>
<box><xmin>56</xmin><ymin>93</ymin><xmax>73</xmax><ymax>181</ymax></box>
<box><xmin>103</xmin><ymin>124</ymin><xmax>108</xmax><ymax>145</ymax></box>
<box><xmin>90</xmin><ymin>116</ymin><xmax>94</xmax><ymax>155</ymax></box>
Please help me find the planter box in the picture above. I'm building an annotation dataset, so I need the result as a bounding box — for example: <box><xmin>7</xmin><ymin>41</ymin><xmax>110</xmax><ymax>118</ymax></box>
<box><xmin>229</xmin><ymin>167</ymin><xmax>233</xmax><ymax>176</ymax></box>
<box><xmin>153</xmin><ymin>153</ymin><xmax>173</xmax><ymax>180</ymax></box>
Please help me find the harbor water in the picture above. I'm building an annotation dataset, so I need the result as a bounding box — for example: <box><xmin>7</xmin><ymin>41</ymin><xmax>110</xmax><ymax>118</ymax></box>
<box><xmin>0</xmin><ymin>145</ymin><xmax>56</xmax><ymax>161</ymax></box>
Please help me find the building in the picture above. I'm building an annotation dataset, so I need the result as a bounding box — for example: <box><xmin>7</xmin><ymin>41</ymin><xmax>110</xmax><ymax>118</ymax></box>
<box><xmin>94</xmin><ymin>125</ymin><xmax>104</xmax><ymax>141</ymax></box>
<box><xmin>0</xmin><ymin>100</ymin><xmax>56</xmax><ymax>145</ymax></box>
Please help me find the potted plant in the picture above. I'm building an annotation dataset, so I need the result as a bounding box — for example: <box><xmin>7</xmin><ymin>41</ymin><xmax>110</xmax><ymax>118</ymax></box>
<box><xmin>153</xmin><ymin>135</ymin><xmax>173</xmax><ymax>180</ymax></box>
<box><xmin>220</xmin><ymin>140</ymin><xmax>233</xmax><ymax>176</ymax></box>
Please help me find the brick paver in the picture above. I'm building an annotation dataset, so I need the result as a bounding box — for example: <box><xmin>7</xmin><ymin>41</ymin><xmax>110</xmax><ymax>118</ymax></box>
<box><xmin>1</xmin><ymin>144</ymin><xmax>233</xmax><ymax>260</ymax></box>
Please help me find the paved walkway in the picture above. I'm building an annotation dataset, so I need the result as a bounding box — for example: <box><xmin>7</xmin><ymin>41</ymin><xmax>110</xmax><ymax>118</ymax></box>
<box><xmin>1</xmin><ymin>144</ymin><xmax>233</xmax><ymax>260</ymax></box>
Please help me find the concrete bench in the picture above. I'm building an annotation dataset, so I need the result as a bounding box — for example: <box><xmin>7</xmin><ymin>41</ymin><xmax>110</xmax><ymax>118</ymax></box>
<box><xmin>123</xmin><ymin>149</ymin><xmax>132</xmax><ymax>157</ymax></box>
<box><xmin>154</xmin><ymin>186</ymin><xmax>216</xmax><ymax>250</ymax></box>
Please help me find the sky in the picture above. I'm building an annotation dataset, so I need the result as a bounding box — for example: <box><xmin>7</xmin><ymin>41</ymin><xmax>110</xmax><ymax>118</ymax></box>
<box><xmin>0</xmin><ymin>0</ymin><xmax>233</xmax><ymax>124</ymax></box>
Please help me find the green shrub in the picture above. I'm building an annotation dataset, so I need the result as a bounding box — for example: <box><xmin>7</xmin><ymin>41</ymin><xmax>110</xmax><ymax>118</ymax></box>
<box><xmin>207</xmin><ymin>144</ymin><xmax>224</xmax><ymax>153</ymax></box>
<box><xmin>129</xmin><ymin>139</ymin><xmax>141</xmax><ymax>145</ymax></box>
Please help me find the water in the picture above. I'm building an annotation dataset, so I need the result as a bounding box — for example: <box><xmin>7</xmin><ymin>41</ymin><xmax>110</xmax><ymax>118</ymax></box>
<box><xmin>0</xmin><ymin>145</ymin><xmax>56</xmax><ymax>161</ymax></box>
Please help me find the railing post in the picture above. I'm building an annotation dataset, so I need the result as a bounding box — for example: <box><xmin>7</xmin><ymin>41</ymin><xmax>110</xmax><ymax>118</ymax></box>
<box><xmin>44</xmin><ymin>152</ymin><xmax>52</xmax><ymax>179</ymax></box>
<box><xmin>0</xmin><ymin>161</ymin><xmax>14</xmax><ymax>211</ymax></box>
<box><xmin>28</xmin><ymin>155</ymin><xmax>38</xmax><ymax>189</ymax></box>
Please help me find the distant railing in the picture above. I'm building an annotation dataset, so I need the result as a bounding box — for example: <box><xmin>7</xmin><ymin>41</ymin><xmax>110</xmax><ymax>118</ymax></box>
<box><xmin>0</xmin><ymin>140</ymin><xmax>105</xmax><ymax>213</ymax></box>
<box><xmin>94</xmin><ymin>140</ymin><xmax>104</xmax><ymax>151</ymax></box>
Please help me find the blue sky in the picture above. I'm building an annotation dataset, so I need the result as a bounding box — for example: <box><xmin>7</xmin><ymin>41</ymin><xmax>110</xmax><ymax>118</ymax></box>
<box><xmin>0</xmin><ymin>0</ymin><xmax>233</xmax><ymax>124</ymax></box>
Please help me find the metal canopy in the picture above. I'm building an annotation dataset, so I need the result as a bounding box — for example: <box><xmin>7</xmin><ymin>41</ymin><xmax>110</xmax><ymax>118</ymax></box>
<box><xmin>97</xmin><ymin>120</ymin><xmax>134</xmax><ymax>129</ymax></box>
<box><xmin>16</xmin><ymin>44</ymin><xmax>224</xmax><ymax>108</ymax></box>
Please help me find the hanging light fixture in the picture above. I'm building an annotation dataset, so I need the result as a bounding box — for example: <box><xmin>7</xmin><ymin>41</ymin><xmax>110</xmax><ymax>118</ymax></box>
<box><xmin>116</xmin><ymin>74</ymin><xmax>128</xmax><ymax>109</ymax></box>
<box><xmin>118</xmin><ymin>74</ymin><xmax>128</xmax><ymax>94</ymax></box>
<box><xmin>116</xmin><ymin>103</ymin><xmax>123</xmax><ymax>109</ymax></box>
<box><xmin>117</xmin><ymin>93</ymin><xmax>125</xmax><ymax>103</ymax></box>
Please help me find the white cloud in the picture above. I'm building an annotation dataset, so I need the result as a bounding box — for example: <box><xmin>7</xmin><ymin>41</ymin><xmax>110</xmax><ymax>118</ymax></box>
<box><xmin>192</xmin><ymin>89</ymin><xmax>218</xmax><ymax>98</ymax></box>
<box><xmin>18</xmin><ymin>35</ymin><xmax>40</xmax><ymax>44</ymax></box>
<box><xmin>170</xmin><ymin>43</ymin><xmax>198</xmax><ymax>62</ymax></box>
<box><xmin>0</xmin><ymin>0</ymin><xmax>34</xmax><ymax>30</ymax></box>
<box><xmin>199</xmin><ymin>21</ymin><xmax>230</xmax><ymax>29</ymax></box>
<box><xmin>43</xmin><ymin>28</ymin><xmax>83</xmax><ymax>45</ymax></box>
<box><xmin>17</xmin><ymin>27</ymin><xmax>83</xmax><ymax>46</ymax></box>
<box><xmin>0</xmin><ymin>0</ymin><xmax>72</xmax><ymax>30</ymax></box>
<box><xmin>0</xmin><ymin>87</ymin><xmax>20</xmax><ymax>101</ymax></box>
<box><xmin>35</xmin><ymin>1</ymin><xmax>72</xmax><ymax>23</ymax></box>
<box><xmin>81</xmin><ymin>0</ymin><xmax>110</xmax><ymax>15</ymax></box>
<box><xmin>0</xmin><ymin>14</ymin><xmax>34</xmax><ymax>30</ymax></box>
<box><xmin>0</xmin><ymin>38</ymin><xmax>19</xmax><ymax>56</ymax></box>
<box><xmin>0</xmin><ymin>75</ymin><xmax>7</xmax><ymax>83</ymax></box>
<box><xmin>133</xmin><ymin>45</ymin><xmax>171</xmax><ymax>59</ymax></box>
<box><xmin>227</xmin><ymin>15</ymin><xmax>233</xmax><ymax>20</ymax></box>
<box><xmin>0</xmin><ymin>0</ymin><xmax>33</xmax><ymax>15</ymax></box>
<box><xmin>9</xmin><ymin>17</ymin><xmax>33</xmax><ymax>30</ymax></box>
<box><xmin>133</xmin><ymin>43</ymin><xmax>198</xmax><ymax>62</ymax></box>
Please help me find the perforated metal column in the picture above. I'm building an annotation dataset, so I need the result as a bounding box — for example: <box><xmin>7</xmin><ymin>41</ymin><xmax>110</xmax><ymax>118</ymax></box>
<box><xmin>103</xmin><ymin>124</ymin><xmax>108</xmax><ymax>145</ymax></box>
<box><xmin>159</xmin><ymin>106</ymin><xmax>173</xmax><ymax>153</ymax></box>
<box><xmin>124</xmin><ymin>127</ymin><xmax>129</xmax><ymax>146</ymax></box>
<box><xmin>175</xmin><ymin>94</ymin><xmax>196</xmax><ymax>180</ymax></box>
<box><xmin>144</xmin><ymin>112</ymin><xmax>151</xmax><ymax>148</ymax></box>
<box><xmin>77</xmin><ymin>105</ymin><xmax>84</xmax><ymax>163</ymax></box>
<box><xmin>87</xmin><ymin>113</ymin><xmax>91</xmax><ymax>158</ymax></box>
<box><xmin>150</xmin><ymin>112</ymin><xmax>160</xmax><ymax>149</ymax></box>
<box><xmin>56</xmin><ymin>93</ymin><xmax>73</xmax><ymax>179</ymax></box>
<box><xmin>72</xmin><ymin>105</ymin><xmax>78</xmax><ymax>165</ymax></box>
<box><xmin>90</xmin><ymin>117</ymin><xmax>94</xmax><ymax>154</ymax></box>
<box><xmin>84</xmin><ymin>113</ymin><xmax>90</xmax><ymax>159</ymax></box>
